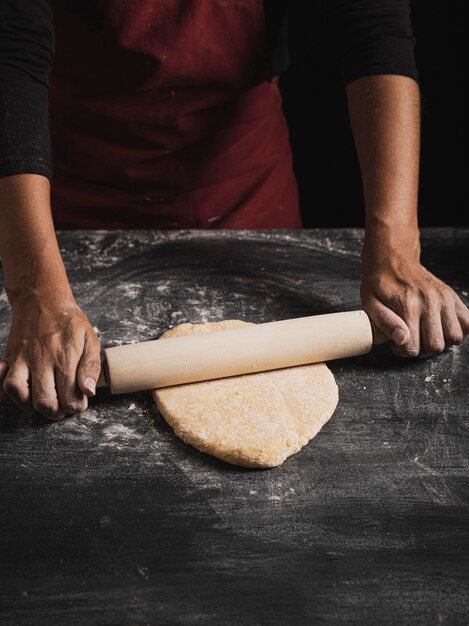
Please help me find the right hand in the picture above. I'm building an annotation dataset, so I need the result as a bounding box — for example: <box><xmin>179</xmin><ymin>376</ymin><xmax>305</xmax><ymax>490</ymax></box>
<box><xmin>0</xmin><ymin>287</ymin><xmax>101</xmax><ymax>420</ymax></box>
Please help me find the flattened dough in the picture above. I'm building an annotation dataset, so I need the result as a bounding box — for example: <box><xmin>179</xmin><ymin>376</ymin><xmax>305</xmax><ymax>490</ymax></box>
<box><xmin>153</xmin><ymin>320</ymin><xmax>338</xmax><ymax>468</ymax></box>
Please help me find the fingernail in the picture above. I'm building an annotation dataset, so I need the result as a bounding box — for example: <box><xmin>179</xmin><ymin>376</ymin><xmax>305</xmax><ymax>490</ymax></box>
<box><xmin>391</xmin><ymin>328</ymin><xmax>407</xmax><ymax>345</ymax></box>
<box><xmin>85</xmin><ymin>378</ymin><xmax>96</xmax><ymax>396</ymax></box>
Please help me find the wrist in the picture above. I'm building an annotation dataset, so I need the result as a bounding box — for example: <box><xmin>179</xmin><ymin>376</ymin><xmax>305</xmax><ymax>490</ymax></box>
<box><xmin>7</xmin><ymin>283</ymin><xmax>76</xmax><ymax>310</ymax></box>
<box><xmin>362</xmin><ymin>218</ymin><xmax>421</xmax><ymax>270</ymax></box>
<box><xmin>5</xmin><ymin>261</ymin><xmax>75</xmax><ymax>308</ymax></box>
<box><xmin>3</xmin><ymin>244</ymin><xmax>68</xmax><ymax>286</ymax></box>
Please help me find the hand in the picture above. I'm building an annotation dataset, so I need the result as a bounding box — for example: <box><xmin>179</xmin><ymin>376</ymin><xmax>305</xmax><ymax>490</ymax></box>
<box><xmin>361</xmin><ymin>254</ymin><xmax>469</xmax><ymax>358</ymax></box>
<box><xmin>0</xmin><ymin>288</ymin><xmax>101</xmax><ymax>419</ymax></box>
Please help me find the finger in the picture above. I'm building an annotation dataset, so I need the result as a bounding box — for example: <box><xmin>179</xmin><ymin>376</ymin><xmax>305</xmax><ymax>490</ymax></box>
<box><xmin>363</xmin><ymin>295</ymin><xmax>410</xmax><ymax>346</ymax></box>
<box><xmin>55</xmin><ymin>363</ymin><xmax>88</xmax><ymax>416</ymax></box>
<box><xmin>0</xmin><ymin>359</ymin><xmax>9</xmax><ymax>403</ymax></box>
<box><xmin>420</xmin><ymin>304</ymin><xmax>445</xmax><ymax>355</ymax></box>
<box><xmin>2</xmin><ymin>361</ymin><xmax>33</xmax><ymax>414</ymax></box>
<box><xmin>455</xmin><ymin>299</ymin><xmax>469</xmax><ymax>336</ymax></box>
<box><xmin>441</xmin><ymin>305</ymin><xmax>464</xmax><ymax>346</ymax></box>
<box><xmin>391</xmin><ymin>301</ymin><xmax>421</xmax><ymax>358</ymax></box>
<box><xmin>54</xmin><ymin>332</ymin><xmax>88</xmax><ymax>414</ymax></box>
<box><xmin>31</xmin><ymin>368</ymin><xmax>65</xmax><ymax>421</ymax></box>
<box><xmin>77</xmin><ymin>331</ymin><xmax>101</xmax><ymax>397</ymax></box>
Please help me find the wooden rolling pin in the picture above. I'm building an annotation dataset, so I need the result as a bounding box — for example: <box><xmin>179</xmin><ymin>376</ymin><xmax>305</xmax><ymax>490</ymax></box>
<box><xmin>97</xmin><ymin>310</ymin><xmax>386</xmax><ymax>394</ymax></box>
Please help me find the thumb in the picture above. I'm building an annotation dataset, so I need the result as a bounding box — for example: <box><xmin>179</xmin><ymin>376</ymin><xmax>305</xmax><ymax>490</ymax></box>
<box><xmin>364</xmin><ymin>296</ymin><xmax>410</xmax><ymax>346</ymax></box>
<box><xmin>77</xmin><ymin>332</ymin><xmax>101</xmax><ymax>397</ymax></box>
<box><xmin>0</xmin><ymin>359</ymin><xmax>9</xmax><ymax>402</ymax></box>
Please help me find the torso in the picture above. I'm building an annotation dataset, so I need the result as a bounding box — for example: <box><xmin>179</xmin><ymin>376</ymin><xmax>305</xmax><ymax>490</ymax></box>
<box><xmin>49</xmin><ymin>0</ymin><xmax>302</xmax><ymax>229</ymax></box>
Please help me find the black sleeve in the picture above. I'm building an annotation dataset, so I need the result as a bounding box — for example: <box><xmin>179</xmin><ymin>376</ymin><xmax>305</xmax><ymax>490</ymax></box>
<box><xmin>330</xmin><ymin>0</ymin><xmax>419</xmax><ymax>87</ymax></box>
<box><xmin>0</xmin><ymin>0</ymin><xmax>54</xmax><ymax>182</ymax></box>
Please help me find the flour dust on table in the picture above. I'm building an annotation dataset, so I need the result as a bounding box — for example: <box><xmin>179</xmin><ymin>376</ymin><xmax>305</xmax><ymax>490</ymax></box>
<box><xmin>153</xmin><ymin>320</ymin><xmax>339</xmax><ymax>468</ymax></box>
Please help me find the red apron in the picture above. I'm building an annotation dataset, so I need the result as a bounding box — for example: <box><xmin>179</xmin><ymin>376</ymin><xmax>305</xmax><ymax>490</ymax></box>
<box><xmin>49</xmin><ymin>1</ymin><xmax>302</xmax><ymax>229</ymax></box>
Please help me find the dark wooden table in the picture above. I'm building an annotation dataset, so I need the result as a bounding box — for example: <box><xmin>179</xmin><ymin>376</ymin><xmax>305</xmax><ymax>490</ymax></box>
<box><xmin>1</xmin><ymin>229</ymin><xmax>468</xmax><ymax>625</ymax></box>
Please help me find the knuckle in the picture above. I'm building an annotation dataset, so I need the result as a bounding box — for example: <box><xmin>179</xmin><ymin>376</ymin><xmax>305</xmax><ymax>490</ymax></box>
<box><xmin>57</xmin><ymin>368</ymin><xmax>75</xmax><ymax>388</ymax></box>
<box><xmin>390</xmin><ymin>292</ymin><xmax>416</xmax><ymax>316</ymax></box>
<box><xmin>405</xmin><ymin>292</ymin><xmax>420</xmax><ymax>311</ymax></box>
<box><xmin>427</xmin><ymin>341</ymin><xmax>445</xmax><ymax>354</ymax></box>
<box><xmin>389</xmin><ymin>291</ymin><xmax>405</xmax><ymax>310</ymax></box>
<box><xmin>56</xmin><ymin>348</ymin><xmax>75</xmax><ymax>370</ymax></box>
<box><xmin>392</xmin><ymin>344</ymin><xmax>417</xmax><ymax>358</ymax></box>
<box><xmin>437</xmin><ymin>284</ymin><xmax>451</xmax><ymax>299</ymax></box>
<box><xmin>89</xmin><ymin>336</ymin><xmax>101</xmax><ymax>351</ymax></box>
<box><xmin>448</xmin><ymin>331</ymin><xmax>464</xmax><ymax>345</ymax></box>
<box><xmin>83</xmin><ymin>358</ymin><xmax>101</xmax><ymax>372</ymax></box>
<box><xmin>368</xmin><ymin>280</ymin><xmax>387</xmax><ymax>299</ymax></box>
<box><xmin>17</xmin><ymin>338</ymin><xmax>29</xmax><ymax>350</ymax></box>
<box><xmin>424</xmin><ymin>290</ymin><xmax>441</xmax><ymax>307</ymax></box>
<box><xmin>401</xmin><ymin>344</ymin><xmax>419</xmax><ymax>357</ymax></box>
<box><xmin>62</xmin><ymin>400</ymin><xmax>85</xmax><ymax>415</ymax></box>
<box><xmin>88</xmin><ymin>327</ymin><xmax>101</xmax><ymax>342</ymax></box>
<box><xmin>3</xmin><ymin>376</ymin><xmax>21</xmax><ymax>396</ymax></box>
<box><xmin>33</xmin><ymin>399</ymin><xmax>53</xmax><ymax>414</ymax></box>
<box><xmin>87</xmin><ymin>335</ymin><xmax>101</xmax><ymax>352</ymax></box>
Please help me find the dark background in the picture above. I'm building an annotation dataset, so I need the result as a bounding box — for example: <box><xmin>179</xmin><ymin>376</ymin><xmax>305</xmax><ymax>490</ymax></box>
<box><xmin>280</xmin><ymin>1</ymin><xmax>467</xmax><ymax>228</ymax></box>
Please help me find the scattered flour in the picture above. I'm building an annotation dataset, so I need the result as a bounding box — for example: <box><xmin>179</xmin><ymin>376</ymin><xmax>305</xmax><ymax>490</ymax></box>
<box><xmin>116</xmin><ymin>283</ymin><xmax>142</xmax><ymax>299</ymax></box>
<box><xmin>101</xmin><ymin>422</ymin><xmax>141</xmax><ymax>443</ymax></box>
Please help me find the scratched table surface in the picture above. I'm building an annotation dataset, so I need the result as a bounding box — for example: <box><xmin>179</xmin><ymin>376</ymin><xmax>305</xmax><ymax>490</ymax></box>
<box><xmin>0</xmin><ymin>228</ymin><xmax>468</xmax><ymax>625</ymax></box>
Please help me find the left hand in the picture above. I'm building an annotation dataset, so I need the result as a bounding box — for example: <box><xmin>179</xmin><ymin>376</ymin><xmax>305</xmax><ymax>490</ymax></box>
<box><xmin>361</xmin><ymin>251</ymin><xmax>469</xmax><ymax>358</ymax></box>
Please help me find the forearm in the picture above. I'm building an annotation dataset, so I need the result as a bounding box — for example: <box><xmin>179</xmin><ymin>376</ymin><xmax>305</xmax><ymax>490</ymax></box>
<box><xmin>346</xmin><ymin>75</ymin><xmax>469</xmax><ymax>355</ymax></box>
<box><xmin>345</xmin><ymin>74</ymin><xmax>421</xmax><ymax>267</ymax></box>
<box><xmin>0</xmin><ymin>174</ymin><xmax>73</xmax><ymax>303</ymax></box>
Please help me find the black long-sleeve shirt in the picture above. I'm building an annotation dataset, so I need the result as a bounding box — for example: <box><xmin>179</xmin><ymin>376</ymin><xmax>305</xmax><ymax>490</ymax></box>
<box><xmin>0</xmin><ymin>0</ymin><xmax>419</xmax><ymax>184</ymax></box>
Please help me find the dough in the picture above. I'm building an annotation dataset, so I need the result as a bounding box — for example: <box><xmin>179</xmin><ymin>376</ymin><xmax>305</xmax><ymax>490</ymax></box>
<box><xmin>153</xmin><ymin>320</ymin><xmax>339</xmax><ymax>468</ymax></box>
